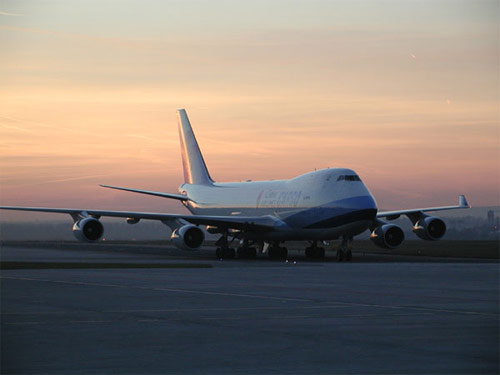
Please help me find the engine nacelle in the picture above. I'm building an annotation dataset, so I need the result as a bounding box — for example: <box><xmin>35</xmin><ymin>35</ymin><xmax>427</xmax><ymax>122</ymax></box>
<box><xmin>73</xmin><ymin>217</ymin><xmax>104</xmax><ymax>242</ymax></box>
<box><xmin>370</xmin><ymin>224</ymin><xmax>405</xmax><ymax>249</ymax></box>
<box><xmin>170</xmin><ymin>225</ymin><xmax>205</xmax><ymax>251</ymax></box>
<box><xmin>413</xmin><ymin>216</ymin><xmax>446</xmax><ymax>241</ymax></box>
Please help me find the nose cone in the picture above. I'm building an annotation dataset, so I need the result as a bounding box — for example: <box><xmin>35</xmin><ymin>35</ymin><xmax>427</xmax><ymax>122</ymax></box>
<box><xmin>351</xmin><ymin>194</ymin><xmax>378</xmax><ymax>218</ymax></box>
<box><xmin>363</xmin><ymin>194</ymin><xmax>377</xmax><ymax>211</ymax></box>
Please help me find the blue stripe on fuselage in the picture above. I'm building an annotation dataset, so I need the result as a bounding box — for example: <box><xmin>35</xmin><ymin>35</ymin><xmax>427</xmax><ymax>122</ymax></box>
<box><xmin>282</xmin><ymin>195</ymin><xmax>377</xmax><ymax>229</ymax></box>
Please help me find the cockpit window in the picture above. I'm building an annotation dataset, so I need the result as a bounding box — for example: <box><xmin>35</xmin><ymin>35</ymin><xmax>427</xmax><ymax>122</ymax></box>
<box><xmin>337</xmin><ymin>175</ymin><xmax>361</xmax><ymax>181</ymax></box>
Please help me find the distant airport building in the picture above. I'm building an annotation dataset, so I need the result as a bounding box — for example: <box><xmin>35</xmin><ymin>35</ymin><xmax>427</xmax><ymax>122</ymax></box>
<box><xmin>487</xmin><ymin>210</ymin><xmax>494</xmax><ymax>225</ymax></box>
<box><xmin>487</xmin><ymin>210</ymin><xmax>499</xmax><ymax>233</ymax></box>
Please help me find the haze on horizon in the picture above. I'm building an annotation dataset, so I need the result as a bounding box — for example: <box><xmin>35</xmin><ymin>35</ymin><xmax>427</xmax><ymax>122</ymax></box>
<box><xmin>0</xmin><ymin>0</ymin><xmax>498</xmax><ymax>222</ymax></box>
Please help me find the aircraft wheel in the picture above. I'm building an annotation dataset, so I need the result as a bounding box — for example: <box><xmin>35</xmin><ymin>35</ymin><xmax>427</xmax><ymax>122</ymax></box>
<box><xmin>336</xmin><ymin>249</ymin><xmax>345</xmax><ymax>262</ymax></box>
<box><xmin>345</xmin><ymin>249</ymin><xmax>352</xmax><ymax>261</ymax></box>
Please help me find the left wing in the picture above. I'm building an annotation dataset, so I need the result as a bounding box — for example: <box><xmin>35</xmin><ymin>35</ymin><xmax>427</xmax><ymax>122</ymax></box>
<box><xmin>377</xmin><ymin>195</ymin><xmax>470</xmax><ymax>220</ymax></box>
<box><xmin>0</xmin><ymin>206</ymin><xmax>280</xmax><ymax>231</ymax></box>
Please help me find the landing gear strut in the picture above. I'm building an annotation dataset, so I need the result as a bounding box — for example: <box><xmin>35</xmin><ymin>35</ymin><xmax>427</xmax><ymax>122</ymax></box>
<box><xmin>305</xmin><ymin>241</ymin><xmax>325</xmax><ymax>259</ymax></box>
<box><xmin>336</xmin><ymin>237</ymin><xmax>353</xmax><ymax>262</ymax></box>
<box><xmin>215</xmin><ymin>231</ymin><xmax>235</xmax><ymax>259</ymax></box>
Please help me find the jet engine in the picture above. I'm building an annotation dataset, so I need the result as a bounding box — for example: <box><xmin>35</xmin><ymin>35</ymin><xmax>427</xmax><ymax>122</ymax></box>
<box><xmin>171</xmin><ymin>225</ymin><xmax>205</xmax><ymax>251</ymax></box>
<box><xmin>413</xmin><ymin>216</ymin><xmax>446</xmax><ymax>241</ymax></box>
<box><xmin>370</xmin><ymin>223</ymin><xmax>405</xmax><ymax>249</ymax></box>
<box><xmin>73</xmin><ymin>217</ymin><xmax>104</xmax><ymax>242</ymax></box>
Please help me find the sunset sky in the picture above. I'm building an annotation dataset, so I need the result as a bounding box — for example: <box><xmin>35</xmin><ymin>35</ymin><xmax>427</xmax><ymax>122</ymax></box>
<box><xmin>1</xmin><ymin>0</ymin><xmax>498</xmax><ymax>221</ymax></box>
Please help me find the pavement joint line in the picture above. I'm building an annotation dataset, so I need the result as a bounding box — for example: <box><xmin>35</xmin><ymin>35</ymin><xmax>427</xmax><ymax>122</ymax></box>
<box><xmin>0</xmin><ymin>305</ymin><xmax>355</xmax><ymax>315</ymax></box>
<box><xmin>330</xmin><ymin>300</ymin><xmax>499</xmax><ymax>317</ymax></box>
<box><xmin>0</xmin><ymin>276</ymin><xmax>312</xmax><ymax>302</ymax></box>
<box><xmin>2</xmin><ymin>276</ymin><xmax>498</xmax><ymax>317</ymax></box>
<box><xmin>152</xmin><ymin>287</ymin><xmax>311</xmax><ymax>302</ymax></box>
<box><xmin>3</xmin><ymin>312</ymin><xmax>440</xmax><ymax>326</ymax></box>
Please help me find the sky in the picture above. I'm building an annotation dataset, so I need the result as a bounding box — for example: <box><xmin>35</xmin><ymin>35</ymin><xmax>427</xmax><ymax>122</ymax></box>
<box><xmin>0</xmin><ymin>0</ymin><xmax>498</xmax><ymax>221</ymax></box>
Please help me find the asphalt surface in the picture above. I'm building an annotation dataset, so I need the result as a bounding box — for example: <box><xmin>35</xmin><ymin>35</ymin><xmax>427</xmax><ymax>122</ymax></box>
<box><xmin>1</xmin><ymin>242</ymin><xmax>499</xmax><ymax>374</ymax></box>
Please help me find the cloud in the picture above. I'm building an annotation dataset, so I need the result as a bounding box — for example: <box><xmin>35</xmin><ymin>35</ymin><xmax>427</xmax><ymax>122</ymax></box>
<box><xmin>0</xmin><ymin>25</ymin><xmax>141</xmax><ymax>48</ymax></box>
<box><xmin>0</xmin><ymin>11</ymin><xmax>23</xmax><ymax>17</ymax></box>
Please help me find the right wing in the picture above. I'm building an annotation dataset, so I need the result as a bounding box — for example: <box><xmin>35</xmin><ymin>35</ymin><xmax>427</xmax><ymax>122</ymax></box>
<box><xmin>0</xmin><ymin>206</ymin><xmax>281</xmax><ymax>231</ymax></box>
<box><xmin>377</xmin><ymin>195</ymin><xmax>470</xmax><ymax>220</ymax></box>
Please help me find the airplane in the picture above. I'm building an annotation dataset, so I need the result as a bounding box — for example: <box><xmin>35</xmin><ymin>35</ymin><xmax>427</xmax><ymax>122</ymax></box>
<box><xmin>0</xmin><ymin>109</ymin><xmax>470</xmax><ymax>261</ymax></box>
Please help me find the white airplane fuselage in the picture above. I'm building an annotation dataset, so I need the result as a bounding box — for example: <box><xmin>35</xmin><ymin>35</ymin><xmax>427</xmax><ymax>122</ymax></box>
<box><xmin>180</xmin><ymin>167</ymin><xmax>378</xmax><ymax>241</ymax></box>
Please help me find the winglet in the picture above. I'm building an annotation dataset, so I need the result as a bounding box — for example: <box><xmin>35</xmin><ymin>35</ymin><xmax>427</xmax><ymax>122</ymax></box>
<box><xmin>459</xmin><ymin>195</ymin><xmax>470</xmax><ymax>208</ymax></box>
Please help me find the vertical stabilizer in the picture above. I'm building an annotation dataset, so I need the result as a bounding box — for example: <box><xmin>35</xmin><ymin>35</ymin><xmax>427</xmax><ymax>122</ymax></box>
<box><xmin>177</xmin><ymin>109</ymin><xmax>214</xmax><ymax>185</ymax></box>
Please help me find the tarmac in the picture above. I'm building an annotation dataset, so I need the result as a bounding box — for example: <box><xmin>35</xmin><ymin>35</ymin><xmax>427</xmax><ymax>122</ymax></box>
<box><xmin>1</xmin><ymin>242</ymin><xmax>499</xmax><ymax>374</ymax></box>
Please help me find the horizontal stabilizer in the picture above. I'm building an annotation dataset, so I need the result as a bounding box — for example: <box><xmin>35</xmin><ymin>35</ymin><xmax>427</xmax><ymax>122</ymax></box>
<box><xmin>100</xmin><ymin>184</ymin><xmax>191</xmax><ymax>202</ymax></box>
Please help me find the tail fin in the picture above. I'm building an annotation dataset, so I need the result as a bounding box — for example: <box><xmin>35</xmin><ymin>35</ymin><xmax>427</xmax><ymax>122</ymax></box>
<box><xmin>176</xmin><ymin>109</ymin><xmax>214</xmax><ymax>185</ymax></box>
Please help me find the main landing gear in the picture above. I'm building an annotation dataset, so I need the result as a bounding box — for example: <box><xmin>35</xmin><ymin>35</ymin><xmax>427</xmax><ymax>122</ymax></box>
<box><xmin>268</xmin><ymin>242</ymin><xmax>288</xmax><ymax>260</ymax></box>
<box><xmin>216</xmin><ymin>234</ymin><xmax>256</xmax><ymax>259</ymax></box>
<box><xmin>336</xmin><ymin>237</ymin><xmax>353</xmax><ymax>262</ymax></box>
<box><xmin>305</xmin><ymin>241</ymin><xmax>325</xmax><ymax>259</ymax></box>
<box><xmin>267</xmin><ymin>241</ymin><xmax>288</xmax><ymax>260</ymax></box>
<box><xmin>236</xmin><ymin>239</ymin><xmax>257</xmax><ymax>259</ymax></box>
<box><xmin>215</xmin><ymin>231</ymin><xmax>235</xmax><ymax>259</ymax></box>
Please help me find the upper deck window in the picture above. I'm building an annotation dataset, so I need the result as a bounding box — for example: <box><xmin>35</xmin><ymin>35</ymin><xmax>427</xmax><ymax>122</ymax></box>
<box><xmin>337</xmin><ymin>175</ymin><xmax>361</xmax><ymax>181</ymax></box>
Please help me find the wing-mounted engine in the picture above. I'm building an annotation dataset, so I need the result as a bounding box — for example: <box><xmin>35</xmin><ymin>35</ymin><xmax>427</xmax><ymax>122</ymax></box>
<box><xmin>370</xmin><ymin>222</ymin><xmax>405</xmax><ymax>249</ymax></box>
<box><xmin>171</xmin><ymin>224</ymin><xmax>205</xmax><ymax>251</ymax></box>
<box><xmin>411</xmin><ymin>214</ymin><xmax>446</xmax><ymax>241</ymax></box>
<box><xmin>73</xmin><ymin>217</ymin><xmax>104</xmax><ymax>242</ymax></box>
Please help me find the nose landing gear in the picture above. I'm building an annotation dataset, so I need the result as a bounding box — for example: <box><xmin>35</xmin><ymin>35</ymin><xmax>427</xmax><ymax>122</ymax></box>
<box><xmin>336</xmin><ymin>237</ymin><xmax>353</xmax><ymax>262</ymax></box>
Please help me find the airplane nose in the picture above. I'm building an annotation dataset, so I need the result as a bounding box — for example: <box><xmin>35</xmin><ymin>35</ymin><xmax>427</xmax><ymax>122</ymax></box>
<box><xmin>353</xmin><ymin>194</ymin><xmax>377</xmax><ymax>210</ymax></box>
<box><xmin>355</xmin><ymin>195</ymin><xmax>378</xmax><ymax>219</ymax></box>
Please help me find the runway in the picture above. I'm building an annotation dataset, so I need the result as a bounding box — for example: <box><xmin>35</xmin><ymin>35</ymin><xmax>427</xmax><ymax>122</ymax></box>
<box><xmin>1</xmin><ymin>242</ymin><xmax>499</xmax><ymax>374</ymax></box>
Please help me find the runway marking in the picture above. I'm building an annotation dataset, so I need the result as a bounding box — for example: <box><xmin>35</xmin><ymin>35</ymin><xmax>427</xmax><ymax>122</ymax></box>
<box><xmin>2</xmin><ymin>276</ymin><xmax>498</xmax><ymax>317</ymax></box>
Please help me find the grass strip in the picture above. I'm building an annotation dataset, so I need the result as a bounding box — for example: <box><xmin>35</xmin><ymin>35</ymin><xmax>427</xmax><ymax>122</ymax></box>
<box><xmin>0</xmin><ymin>261</ymin><xmax>212</xmax><ymax>270</ymax></box>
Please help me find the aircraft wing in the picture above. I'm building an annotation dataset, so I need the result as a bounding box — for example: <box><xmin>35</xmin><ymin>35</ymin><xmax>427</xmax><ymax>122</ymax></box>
<box><xmin>0</xmin><ymin>206</ymin><xmax>279</xmax><ymax>231</ymax></box>
<box><xmin>377</xmin><ymin>195</ymin><xmax>470</xmax><ymax>219</ymax></box>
